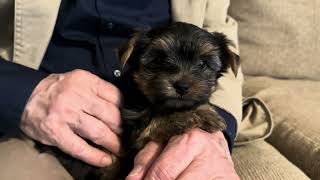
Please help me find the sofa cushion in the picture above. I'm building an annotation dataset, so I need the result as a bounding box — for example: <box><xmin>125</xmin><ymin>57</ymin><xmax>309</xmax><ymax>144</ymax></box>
<box><xmin>229</xmin><ymin>0</ymin><xmax>320</xmax><ymax>80</ymax></box>
<box><xmin>233</xmin><ymin>141</ymin><xmax>309</xmax><ymax>180</ymax></box>
<box><xmin>0</xmin><ymin>137</ymin><xmax>72</xmax><ymax>180</ymax></box>
<box><xmin>243</xmin><ymin>76</ymin><xmax>320</xmax><ymax>179</ymax></box>
<box><xmin>235</xmin><ymin>96</ymin><xmax>273</xmax><ymax>145</ymax></box>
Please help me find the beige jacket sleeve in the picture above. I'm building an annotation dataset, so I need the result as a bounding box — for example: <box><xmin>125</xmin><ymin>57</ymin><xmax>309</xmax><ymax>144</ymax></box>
<box><xmin>0</xmin><ymin>0</ymin><xmax>14</xmax><ymax>61</ymax></box>
<box><xmin>171</xmin><ymin>0</ymin><xmax>243</xmax><ymax>134</ymax></box>
<box><xmin>0</xmin><ymin>0</ymin><xmax>61</xmax><ymax>69</ymax></box>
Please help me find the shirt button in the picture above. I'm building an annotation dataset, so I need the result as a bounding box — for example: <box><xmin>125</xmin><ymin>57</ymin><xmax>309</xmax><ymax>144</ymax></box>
<box><xmin>114</xmin><ymin>69</ymin><xmax>121</xmax><ymax>77</ymax></box>
<box><xmin>106</xmin><ymin>22</ymin><xmax>114</xmax><ymax>30</ymax></box>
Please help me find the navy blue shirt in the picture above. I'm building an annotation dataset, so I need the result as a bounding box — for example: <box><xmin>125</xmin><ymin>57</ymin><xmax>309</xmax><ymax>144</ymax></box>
<box><xmin>0</xmin><ymin>0</ymin><xmax>237</xmax><ymax>150</ymax></box>
<box><xmin>41</xmin><ymin>0</ymin><xmax>171</xmax><ymax>83</ymax></box>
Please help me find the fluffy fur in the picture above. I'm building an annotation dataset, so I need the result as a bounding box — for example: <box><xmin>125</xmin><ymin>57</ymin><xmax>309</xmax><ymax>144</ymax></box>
<box><xmin>38</xmin><ymin>22</ymin><xmax>239</xmax><ymax>180</ymax></box>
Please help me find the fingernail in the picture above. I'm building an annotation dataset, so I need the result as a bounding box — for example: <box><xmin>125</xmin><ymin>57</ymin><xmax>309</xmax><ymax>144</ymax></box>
<box><xmin>128</xmin><ymin>165</ymin><xmax>143</xmax><ymax>177</ymax></box>
<box><xmin>101</xmin><ymin>156</ymin><xmax>112</xmax><ymax>166</ymax></box>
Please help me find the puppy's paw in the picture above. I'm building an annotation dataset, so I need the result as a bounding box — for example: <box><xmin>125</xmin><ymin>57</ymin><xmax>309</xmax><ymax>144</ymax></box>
<box><xmin>138</xmin><ymin>105</ymin><xmax>226</xmax><ymax>145</ymax></box>
<box><xmin>193</xmin><ymin>105</ymin><xmax>226</xmax><ymax>133</ymax></box>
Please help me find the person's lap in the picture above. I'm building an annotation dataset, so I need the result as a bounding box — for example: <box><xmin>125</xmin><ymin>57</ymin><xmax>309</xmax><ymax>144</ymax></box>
<box><xmin>0</xmin><ymin>136</ymin><xmax>72</xmax><ymax>180</ymax></box>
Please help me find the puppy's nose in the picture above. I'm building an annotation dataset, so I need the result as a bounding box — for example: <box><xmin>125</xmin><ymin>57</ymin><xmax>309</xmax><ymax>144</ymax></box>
<box><xmin>174</xmin><ymin>81</ymin><xmax>190</xmax><ymax>95</ymax></box>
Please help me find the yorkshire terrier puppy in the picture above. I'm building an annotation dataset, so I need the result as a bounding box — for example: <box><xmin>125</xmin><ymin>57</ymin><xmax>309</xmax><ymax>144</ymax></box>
<box><xmin>39</xmin><ymin>22</ymin><xmax>239</xmax><ymax>180</ymax></box>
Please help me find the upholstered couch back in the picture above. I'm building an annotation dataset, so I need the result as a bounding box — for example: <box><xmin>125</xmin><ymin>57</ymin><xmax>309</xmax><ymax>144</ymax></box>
<box><xmin>229</xmin><ymin>0</ymin><xmax>320</xmax><ymax>80</ymax></box>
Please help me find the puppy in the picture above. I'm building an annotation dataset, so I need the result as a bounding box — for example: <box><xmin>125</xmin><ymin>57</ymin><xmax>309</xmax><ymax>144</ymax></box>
<box><xmin>40</xmin><ymin>22</ymin><xmax>239</xmax><ymax>180</ymax></box>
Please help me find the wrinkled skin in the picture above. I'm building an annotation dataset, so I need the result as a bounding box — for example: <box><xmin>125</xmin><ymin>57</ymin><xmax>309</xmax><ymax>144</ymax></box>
<box><xmin>21</xmin><ymin>22</ymin><xmax>239</xmax><ymax>180</ymax></box>
<box><xmin>127</xmin><ymin>130</ymin><xmax>239</xmax><ymax>180</ymax></box>
<box><xmin>21</xmin><ymin>69</ymin><xmax>122</xmax><ymax>167</ymax></box>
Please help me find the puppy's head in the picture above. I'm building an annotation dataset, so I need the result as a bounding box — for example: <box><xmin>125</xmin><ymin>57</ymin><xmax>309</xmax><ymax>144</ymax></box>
<box><xmin>121</xmin><ymin>22</ymin><xmax>239</xmax><ymax>112</ymax></box>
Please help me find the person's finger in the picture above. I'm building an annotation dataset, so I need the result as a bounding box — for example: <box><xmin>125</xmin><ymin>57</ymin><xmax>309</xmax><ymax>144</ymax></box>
<box><xmin>177</xmin><ymin>160</ymin><xmax>213</xmax><ymax>180</ymax></box>
<box><xmin>144</xmin><ymin>134</ymin><xmax>203</xmax><ymax>180</ymax></box>
<box><xmin>86</xmin><ymin>98</ymin><xmax>122</xmax><ymax>134</ymax></box>
<box><xmin>94</xmin><ymin>78</ymin><xmax>122</xmax><ymax>107</ymax></box>
<box><xmin>176</xmin><ymin>132</ymin><xmax>238</xmax><ymax>180</ymax></box>
<box><xmin>210</xmin><ymin>131</ymin><xmax>234</xmax><ymax>163</ymax></box>
<box><xmin>126</xmin><ymin>142</ymin><xmax>163</xmax><ymax>180</ymax></box>
<box><xmin>73</xmin><ymin>112</ymin><xmax>122</xmax><ymax>156</ymax></box>
<box><xmin>57</xmin><ymin>126</ymin><xmax>113</xmax><ymax>167</ymax></box>
<box><xmin>176</xmin><ymin>156</ymin><xmax>239</xmax><ymax>180</ymax></box>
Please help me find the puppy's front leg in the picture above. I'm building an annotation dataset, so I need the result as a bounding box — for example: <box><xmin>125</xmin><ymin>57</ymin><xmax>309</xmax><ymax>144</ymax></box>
<box><xmin>140</xmin><ymin>105</ymin><xmax>226</xmax><ymax>145</ymax></box>
<box><xmin>193</xmin><ymin>104</ymin><xmax>226</xmax><ymax>133</ymax></box>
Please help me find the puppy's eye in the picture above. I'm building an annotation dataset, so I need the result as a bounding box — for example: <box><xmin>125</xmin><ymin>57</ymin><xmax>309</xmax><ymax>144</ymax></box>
<box><xmin>199</xmin><ymin>56</ymin><xmax>222</xmax><ymax>71</ymax></box>
<box><xmin>198</xmin><ymin>60</ymin><xmax>208</xmax><ymax>69</ymax></box>
<box><xmin>144</xmin><ymin>58</ymin><xmax>179</xmax><ymax>73</ymax></box>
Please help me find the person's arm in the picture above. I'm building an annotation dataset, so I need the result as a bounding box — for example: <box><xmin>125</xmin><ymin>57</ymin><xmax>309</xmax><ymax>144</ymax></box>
<box><xmin>0</xmin><ymin>58</ymin><xmax>48</xmax><ymax>132</ymax></box>
<box><xmin>0</xmin><ymin>58</ymin><xmax>123</xmax><ymax>168</ymax></box>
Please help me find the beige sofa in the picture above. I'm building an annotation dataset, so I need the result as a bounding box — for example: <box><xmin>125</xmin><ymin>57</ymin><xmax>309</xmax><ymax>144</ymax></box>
<box><xmin>0</xmin><ymin>0</ymin><xmax>318</xmax><ymax>179</ymax></box>
<box><xmin>229</xmin><ymin>0</ymin><xmax>320</xmax><ymax>179</ymax></box>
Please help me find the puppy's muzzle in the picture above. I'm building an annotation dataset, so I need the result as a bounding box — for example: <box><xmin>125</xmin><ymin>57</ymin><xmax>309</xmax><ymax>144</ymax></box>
<box><xmin>173</xmin><ymin>81</ymin><xmax>190</xmax><ymax>95</ymax></box>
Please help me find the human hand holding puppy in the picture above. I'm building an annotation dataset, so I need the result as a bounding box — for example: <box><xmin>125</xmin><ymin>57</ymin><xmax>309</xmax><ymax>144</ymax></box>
<box><xmin>20</xmin><ymin>69</ymin><xmax>239</xmax><ymax>179</ymax></box>
<box><xmin>21</xmin><ymin>22</ymin><xmax>240</xmax><ymax>179</ymax></box>
<box><xmin>127</xmin><ymin>130</ymin><xmax>239</xmax><ymax>180</ymax></box>
<box><xmin>20</xmin><ymin>69</ymin><xmax>122</xmax><ymax>167</ymax></box>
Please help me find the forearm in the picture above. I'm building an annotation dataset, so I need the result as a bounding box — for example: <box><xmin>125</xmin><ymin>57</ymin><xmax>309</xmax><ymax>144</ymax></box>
<box><xmin>0</xmin><ymin>58</ymin><xmax>48</xmax><ymax>132</ymax></box>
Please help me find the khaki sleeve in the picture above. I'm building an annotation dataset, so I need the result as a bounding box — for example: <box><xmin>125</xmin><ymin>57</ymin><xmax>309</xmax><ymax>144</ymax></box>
<box><xmin>203</xmin><ymin>0</ymin><xmax>239</xmax><ymax>54</ymax></box>
<box><xmin>0</xmin><ymin>0</ymin><xmax>14</xmax><ymax>61</ymax></box>
<box><xmin>171</xmin><ymin>0</ymin><xmax>243</xmax><ymax>134</ymax></box>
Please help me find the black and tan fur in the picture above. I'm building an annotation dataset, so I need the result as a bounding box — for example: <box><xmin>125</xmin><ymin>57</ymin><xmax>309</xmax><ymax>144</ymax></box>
<box><xmin>38</xmin><ymin>22</ymin><xmax>239</xmax><ymax>180</ymax></box>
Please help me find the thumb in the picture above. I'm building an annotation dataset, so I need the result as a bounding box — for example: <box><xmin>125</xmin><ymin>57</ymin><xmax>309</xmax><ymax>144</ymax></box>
<box><xmin>126</xmin><ymin>142</ymin><xmax>163</xmax><ymax>180</ymax></box>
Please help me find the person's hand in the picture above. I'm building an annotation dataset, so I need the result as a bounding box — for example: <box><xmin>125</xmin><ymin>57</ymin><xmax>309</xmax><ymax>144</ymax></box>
<box><xmin>126</xmin><ymin>129</ymin><xmax>239</xmax><ymax>180</ymax></box>
<box><xmin>21</xmin><ymin>69</ymin><xmax>122</xmax><ymax>167</ymax></box>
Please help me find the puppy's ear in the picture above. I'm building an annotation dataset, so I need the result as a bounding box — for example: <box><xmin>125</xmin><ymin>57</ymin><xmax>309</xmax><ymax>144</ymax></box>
<box><xmin>118</xmin><ymin>32</ymin><xmax>151</xmax><ymax>72</ymax></box>
<box><xmin>118</xmin><ymin>33</ymin><xmax>142</xmax><ymax>69</ymax></box>
<box><xmin>211</xmin><ymin>32</ymin><xmax>240</xmax><ymax>76</ymax></box>
<box><xmin>225</xmin><ymin>48</ymin><xmax>240</xmax><ymax>76</ymax></box>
